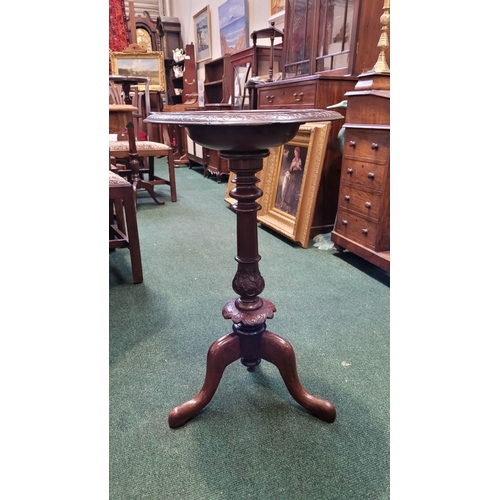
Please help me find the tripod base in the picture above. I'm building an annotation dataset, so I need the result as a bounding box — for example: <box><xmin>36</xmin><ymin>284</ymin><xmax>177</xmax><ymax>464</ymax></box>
<box><xmin>168</xmin><ymin>325</ymin><xmax>336</xmax><ymax>428</ymax></box>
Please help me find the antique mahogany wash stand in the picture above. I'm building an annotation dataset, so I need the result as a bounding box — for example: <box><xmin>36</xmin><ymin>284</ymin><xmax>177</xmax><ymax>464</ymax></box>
<box><xmin>144</xmin><ymin>109</ymin><xmax>343</xmax><ymax>428</ymax></box>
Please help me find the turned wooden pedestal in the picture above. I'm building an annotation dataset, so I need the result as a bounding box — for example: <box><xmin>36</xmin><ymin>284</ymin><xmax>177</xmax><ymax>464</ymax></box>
<box><xmin>144</xmin><ymin>110</ymin><xmax>343</xmax><ymax>428</ymax></box>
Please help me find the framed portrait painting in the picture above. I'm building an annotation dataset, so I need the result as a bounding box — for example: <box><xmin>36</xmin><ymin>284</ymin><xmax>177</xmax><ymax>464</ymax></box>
<box><xmin>194</xmin><ymin>6</ymin><xmax>212</xmax><ymax>62</ymax></box>
<box><xmin>255</xmin><ymin>122</ymin><xmax>332</xmax><ymax>248</ymax></box>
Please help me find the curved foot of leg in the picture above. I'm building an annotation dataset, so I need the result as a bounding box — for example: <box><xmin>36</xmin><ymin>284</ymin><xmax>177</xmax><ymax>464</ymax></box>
<box><xmin>137</xmin><ymin>180</ymin><xmax>165</xmax><ymax>205</ymax></box>
<box><xmin>168</xmin><ymin>332</ymin><xmax>241</xmax><ymax>428</ymax></box>
<box><xmin>260</xmin><ymin>331</ymin><xmax>336</xmax><ymax>423</ymax></box>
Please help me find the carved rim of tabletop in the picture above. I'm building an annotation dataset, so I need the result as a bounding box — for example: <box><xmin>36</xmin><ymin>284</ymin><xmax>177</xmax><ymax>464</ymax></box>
<box><xmin>144</xmin><ymin>109</ymin><xmax>343</xmax><ymax>151</ymax></box>
<box><xmin>144</xmin><ymin>108</ymin><xmax>343</xmax><ymax>126</ymax></box>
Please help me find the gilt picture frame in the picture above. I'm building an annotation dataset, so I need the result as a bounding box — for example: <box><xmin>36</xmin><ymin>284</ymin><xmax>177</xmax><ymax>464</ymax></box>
<box><xmin>194</xmin><ymin>6</ymin><xmax>212</xmax><ymax>63</ymax></box>
<box><xmin>255</xmin><ymin>122</ymin><xmax>331</xmax><ymax>248</ymax></box>
<box><xmin>109</xmin><ymin>51</ymin><xmax>166</xmax><ymax>92</ymax></box>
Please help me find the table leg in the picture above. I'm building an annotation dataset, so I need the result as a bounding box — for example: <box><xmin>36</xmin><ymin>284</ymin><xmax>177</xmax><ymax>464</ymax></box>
<box><xmin>260</xmin><ymin>330</ymin><xmax>336</xmax><ymax>422</ymax></box>
<box><xmin>168</xmin><ymin>150</ymin><xmax>335</xmax><ymax>427</ymax></box>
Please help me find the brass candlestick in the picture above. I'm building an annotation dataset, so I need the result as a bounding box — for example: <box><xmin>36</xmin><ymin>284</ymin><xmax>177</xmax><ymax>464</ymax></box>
<box><xmin>355</xmin><ymin>0</ymin><xmax>390</xmax><ymax>90</ymax></box>
<box><xmin>372</xmin><ymin>0</ymin><xmax>390</xmax><ymax>74</ymax></box>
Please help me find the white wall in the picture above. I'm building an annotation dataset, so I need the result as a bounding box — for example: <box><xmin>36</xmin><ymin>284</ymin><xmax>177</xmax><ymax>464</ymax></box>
<box><xmin>169</xmin><ymin>0</ymin><xmax>285</xmax><ymax>81</ymax></box>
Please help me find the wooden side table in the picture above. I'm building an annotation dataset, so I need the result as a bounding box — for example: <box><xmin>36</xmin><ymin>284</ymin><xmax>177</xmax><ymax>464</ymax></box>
<box><xmin>145</xmin><ymin>109</ymin><xmax>344</xmax><ymax>428</ymax></box>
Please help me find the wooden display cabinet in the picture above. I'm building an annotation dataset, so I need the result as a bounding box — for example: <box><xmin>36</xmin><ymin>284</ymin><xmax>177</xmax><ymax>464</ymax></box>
<box><xmin>282</xmin><ymin>0</ymin><xmax>389</xmax><ymax>79</ymax></box>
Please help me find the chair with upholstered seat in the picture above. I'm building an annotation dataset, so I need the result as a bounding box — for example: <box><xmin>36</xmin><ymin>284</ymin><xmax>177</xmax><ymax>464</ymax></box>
<box><xmin>109</xmin><ymin>75</ymin><xmax>177</xmax><ymax>205</ymax></box>
<box><xmin>109</xmin><ymin>167</ymin><xmax>143</xmax><ymax>284</ymax></box>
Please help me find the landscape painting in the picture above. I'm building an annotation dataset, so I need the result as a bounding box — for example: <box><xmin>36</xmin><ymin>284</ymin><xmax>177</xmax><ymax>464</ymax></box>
<box><xmin>218</xmin><ymin>0</ymin><xmax>249</xmax><ymax>54</ymax></box>
<box><xmin>109</xmin><ymin>51</ymin><xmax>166</xmax><ymax>92</ymax></box>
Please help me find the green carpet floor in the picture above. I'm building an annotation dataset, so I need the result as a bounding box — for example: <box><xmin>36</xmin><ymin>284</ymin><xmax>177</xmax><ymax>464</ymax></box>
<box><xmin>109</xmin><ymin>159</ymin><xmax>390</xmax><ymax>499</ymax></box>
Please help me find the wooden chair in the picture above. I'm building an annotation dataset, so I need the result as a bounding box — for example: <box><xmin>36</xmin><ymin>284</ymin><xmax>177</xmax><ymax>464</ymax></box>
<box><xmin>109</xmin><ymin>75</ymin><xmax>177</xmax><ymax>205</ymax></box>
<box><xmin>109</xmin><ymin>165</ymin><xmax>143</xmax><ymax>284</ymax></box>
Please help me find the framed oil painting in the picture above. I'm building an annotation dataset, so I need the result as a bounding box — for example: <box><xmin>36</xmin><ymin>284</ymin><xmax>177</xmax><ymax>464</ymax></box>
<box><xmin>255</xmin><ymin>122</ymin><xmax>332</xmax><ymax>248</ymax></box>
<box><xmin>271</xmin><ymin>0</ymin><xmax>285</xmax><ymax>16</ymax></box>
<box><xmin>194</xmin><ymin>6</ymin><xmax>212</xmax><ymax>62</ymax></box>
<box><xmin>109</xmin><ymin>51</ymin><xmax>166</xmax><ymax>92</ymax></box>
<box><xmin>218</xmin><ymin>0</ymin><xmax>249</xmax><ymax>54</ymax></box>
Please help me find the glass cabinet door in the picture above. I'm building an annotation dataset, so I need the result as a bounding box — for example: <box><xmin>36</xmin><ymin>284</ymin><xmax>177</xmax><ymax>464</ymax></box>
<box><xmin>316</xmin><ymin>0</ymin><xmax>355</xmax><ymax>72</ymax></box>
<box><xmin>284</xmin><ymin>0</ymin><xmax>314</xmax><ymax>78</ymax></box>
<box><xmin>284</xmin><ymin>0</ymin><xmax>357</xmax><ymax>77</ymax></box>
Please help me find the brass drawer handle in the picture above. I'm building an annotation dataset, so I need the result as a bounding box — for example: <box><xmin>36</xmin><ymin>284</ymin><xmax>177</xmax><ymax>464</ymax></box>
<box><xmin>266</xmin><ymin>95</ymin><xmax>275</xmax><ymax>102</ymax></box>
<box><xmin>367</xmin><ymin>172</ymin><xmax>375</xmax><ymax>179</ymax></box>
<box><xmin>364</xmin><ymin>202</ymin><xmax>371</xmax><ymax>208</ymax></box>
<box><xmin>346</xmin><ymin>168</ymin><xmax>353</xmax><ymax>175</ymax></box>
<box><xmin>293</xmin><ymin>92</ymin><xmax>303</xmax><ymax>102</ymax></box>
<box><xmin>371</xmin><ymin>143</ymin><xmax>379</xmax><ymax>150</ymax></box>
<box><xmin>361</xmin><ymin>228</ymin><xmax>369</xmax><ymax>235</ymax></box>
<box><xmin>184</xmin><ymin>78</ymin><xmax>195</xmax><ymax>86</ymax></box>
<box><xmin>349</xmin><ymin>141</ymin><xmax>356</xmax><ymax>148</ymax></box>
<box><xmin>344</xmin><ymin>195</ymin><xmax>350</xmax><ymax>201</ymax></box>
<box><xmin>341</xmin><ymin>219</ymin><xmax>348</xmax><ymax>226</ymax></box>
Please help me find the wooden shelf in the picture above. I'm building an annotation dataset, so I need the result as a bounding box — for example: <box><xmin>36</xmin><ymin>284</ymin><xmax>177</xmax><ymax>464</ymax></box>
<box><xmin>204</xmin><ymin>55</ymin><xmax>232</xmax><ymax>105</ymax></box>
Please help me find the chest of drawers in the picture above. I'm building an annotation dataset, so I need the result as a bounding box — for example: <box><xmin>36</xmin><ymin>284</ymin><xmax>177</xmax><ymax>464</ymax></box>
<box><xmin>258</xmin><ymin>80</ymin><xmax>319</xmax><ymax>108</ymax></box>
<box><xmin>331</xmin><ymin>90</ymin><xmax>390</xmax><ymax>271</ymax></box>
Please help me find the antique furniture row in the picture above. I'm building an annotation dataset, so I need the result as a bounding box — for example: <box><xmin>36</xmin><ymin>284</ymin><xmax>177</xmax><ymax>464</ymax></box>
<box><xmin>185</xmin><ymin>0</ymin><xmax>389</xmax><ymax>238</ymax></box>
<box><xmin>118</xmin><ymin>0</ymin><xmax>389</xmax><ymax>263</ymax></box>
